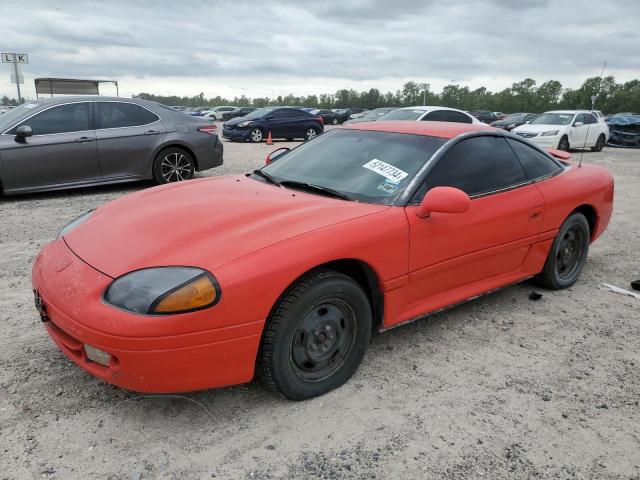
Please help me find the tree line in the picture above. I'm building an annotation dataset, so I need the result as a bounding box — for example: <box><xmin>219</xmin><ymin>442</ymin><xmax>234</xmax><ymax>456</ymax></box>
<box><xmin>3</xmin><ymin>76</ymin><xmax>639</xmax><ymax>113</ymax></box>
<box><xmin>133</xmin><ymin>76</ymin><xmax>639</xmax><ymax>114</ymax></box>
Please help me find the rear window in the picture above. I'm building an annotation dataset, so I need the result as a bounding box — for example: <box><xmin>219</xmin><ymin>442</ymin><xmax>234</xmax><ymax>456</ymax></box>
<box><xmin>96</xmin><ymin>102</ymin><xmax>158</xmax><ymax>129</ymax></box>
<box><xmin>507</xmin><ymin>139</ymin><xmax>562</xmax><ymax>180</ymax></box>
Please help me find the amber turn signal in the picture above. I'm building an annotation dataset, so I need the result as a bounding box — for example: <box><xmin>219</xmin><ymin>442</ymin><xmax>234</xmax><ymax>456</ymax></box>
<box><xmin>152</xmin><ymin>275</ymin><xmax>218</xmax><ymax>313</ymax></box>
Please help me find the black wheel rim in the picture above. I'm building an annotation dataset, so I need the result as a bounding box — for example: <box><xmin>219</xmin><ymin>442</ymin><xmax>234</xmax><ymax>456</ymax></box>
<box><xmin>555</xmin><ymin>225</ymin><xmax>585</xmax><ymax>280</ymax></box>
<box><xmin>596</xmin><ymin>136</ymin><xmax>605</xmax><ymax>150</ymax></box>
<box><xmin>290</xmin><ymin>300</ymin><xmax>357</xmax><ymax>382</ymax></box>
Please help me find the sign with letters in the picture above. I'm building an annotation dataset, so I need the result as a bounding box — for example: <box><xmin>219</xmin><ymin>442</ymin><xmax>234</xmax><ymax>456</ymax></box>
<box><xmin>2</xmin><ymin>53</ymin><xmax>29</xmax><ymax>63</ymax></box>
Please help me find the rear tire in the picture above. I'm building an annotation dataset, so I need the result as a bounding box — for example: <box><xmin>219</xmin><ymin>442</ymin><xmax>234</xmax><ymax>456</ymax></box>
<box><xmin>591</xmin><ymin>134</ymin><xmax>606</xmax><ymax>152</ymax></box>
<box><xmin>533</xmin><ymin>213</ymin><xmax>590</xmax><ymax>290</ymax></box>
<box><xmin>558</xmin><ymin>135</ymin><xmax>570</xmax><ymax>152</ymax></box>
<box><xmin>153</xmin><ymin>147</ymin><xmax>195</xmax><ymax>185</ymax></box>
<box><xmin>257</xmin><ymin>269</ymin><xmax>372</xmax><ymax>400</ymax></box>
<box><xmin>331</xmin><ymin>118</ymin><xmax>338</xmax><ymax>125</ymax></box>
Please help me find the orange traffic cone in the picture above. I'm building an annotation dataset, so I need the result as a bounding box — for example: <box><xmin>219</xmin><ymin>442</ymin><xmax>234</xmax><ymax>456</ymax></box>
<box><xmin>266</xmin><ymin>131</ymin><xmax>273</xmax><ymax>145</ymax></box>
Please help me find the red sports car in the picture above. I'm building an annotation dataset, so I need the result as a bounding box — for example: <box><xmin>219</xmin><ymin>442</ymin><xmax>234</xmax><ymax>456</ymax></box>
<box><xmin>32</xmin><ymin>121</ymin><xmax>614</xmax><ymax>400</ymax></box>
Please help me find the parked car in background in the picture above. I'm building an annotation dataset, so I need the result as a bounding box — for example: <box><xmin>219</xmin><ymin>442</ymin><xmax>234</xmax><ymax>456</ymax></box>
<box><xmin>223</xmin><ymin>107</ymin><xmax>323</xmax><ymax>142</ymax></box>
<box><xmin>606</xmin><ymin>113</ymin><xmax>640</xmax><ymax>148</ymax></box>
<box><xmin>310</xmin><ymin>109</ymin><xmax>341</xmax><ymax>125</ymax></box>
<box><xmin>469</xmin><ymin>110</ymin><xmax>499</xmax><ymax>124</ymax></box>
<box><xmin>334</xmin><ymin>108</ymin><xmax>366</xmax><ymax>124</ymax></box>
<box><xmin>379</xmin><ymin>106</ymin><xmax>483</xmax><ymax>124</ymax></box>
<box><xmin>0</xmin><ymin>97</ymin><xmax>223</xmax><ymax>195</ymax></box>
<box><xmin>493</xmin><ymin>112</ymin><xmax>507</xmax><ymax>120</ymax></box>
<box><xmin>348</xmin><ymin>110</ymin><xmax>369</xmax><ymax>120</ymax></box>
<box><xmin>512</xmin><ymin>110</ymin><xmax>609</xmax><ymax>151</ymax></box>
<box><xmin>221</xmin><ymin>107</ymin><xmax>256</xmax><ymax>121</ymax></box>
<box><xmin>343</xmin><ymin>107</ymin><xmax>397</xmax><ymax>124</ymax></box>
<box><xmin>490</xmin><ymin>112</ymin><xmax>538</xmax><ymax>131</ymax></box>
<box><xmin>206</xmin><ymin>106</ymin><xmax>236</xmax><ymax>120</ymax></box>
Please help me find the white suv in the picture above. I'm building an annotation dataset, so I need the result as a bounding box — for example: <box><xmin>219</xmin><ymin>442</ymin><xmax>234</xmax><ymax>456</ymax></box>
<box><xmin>512</xmin><ymin>110</ymin><xmax>609</xmax><ymax>152</ymax></box>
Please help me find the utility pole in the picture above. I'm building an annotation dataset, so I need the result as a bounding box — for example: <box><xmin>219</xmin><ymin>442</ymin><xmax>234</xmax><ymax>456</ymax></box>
<box><xmin>13</xmin><ymin>54</ymin><xmax>22</xmax><ymax>103</ymax></box>
<box><xmin>421</xmin><ymin>83</ymin><xmax>430</xmax><ymax>106</ymax></box>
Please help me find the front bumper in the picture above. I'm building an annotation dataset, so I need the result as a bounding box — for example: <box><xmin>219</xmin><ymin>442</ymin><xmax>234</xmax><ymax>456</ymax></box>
<box><xmin>32</xmin><ymin>239</ymin><xmax>264</xmax><ymax>393</ymax></box>
<box><xmin>515</xmin><ymin>132</ymin><xmax>560</xmax><ymax>148</ymax></box>
<box><xmin>222</xmin><ymin>127</ymin><xmax>251</xmax><ymax>141</ymax></box>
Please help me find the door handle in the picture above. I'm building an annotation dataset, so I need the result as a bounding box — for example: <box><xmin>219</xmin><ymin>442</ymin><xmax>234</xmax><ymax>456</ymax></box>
<box><xmin>529</xmin><ymin>205</ymin><xmax>544</xmax><ymax>220</ymax></box>
<box><xmin>74</xmin><ymin>136</ymin><xmax>95</xmax><ymax>142</ymax></box>
<box><xmin>144</xmin><ymin>130</ymin><xmax>161</xmax><ymax>135</ymax></box>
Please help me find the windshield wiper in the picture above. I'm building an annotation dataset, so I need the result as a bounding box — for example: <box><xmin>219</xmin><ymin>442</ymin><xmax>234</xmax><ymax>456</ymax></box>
<box><xmin>252</xmin><ymin>169</ymin><xmax>281</xmax><ymax>187</ymax></box>
<box><xmin>280</xmin><ymin>180</ymin><xmax>352</xmax><ymax>201</ymax></box>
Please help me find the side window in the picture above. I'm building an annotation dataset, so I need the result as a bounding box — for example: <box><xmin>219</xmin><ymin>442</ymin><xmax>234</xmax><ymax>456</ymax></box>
<box><xmin>97</xmin><ymin>102</ymin><xmax>158</xmax><ymax>129</ymax></box>
<box><xmin>271</xmin><ymin>109</ymin><xmax>291</xmax><ymax>119</ymax></box>
<box><xmin>446</xmin><ymin>111</ymin><xmax>473</xmax><ymax>124</ymax></box>
<box><xmin>422</xmin><ymin>110</ymin><xmax>448</xmax><ymax>122</ymax></box>
<box><xmin>286</xmin><ymin>109</ymin><xmax>308</xmax><ymax>118</ymax></box>
<box><xmin>574</xmin><ymin>113</ymin><xmax>586</xmax><ymax>125</ymax></box>
<box><xmin>506</xmin><ymin>139</ymin><xmax>562</xmax><ymax>180</ymax></box>
<box><xmin>15</xmin><ymin>103</ymin><xmax>91</xmax><ymax>135</ymax></box>
<box><xmin>420</xmin><ymin>136</ymin><xmax>526</xmax><ymax>198</ymax></box>
<box><xmin>585</xmin><ymin>113</ymin><xmax>597</xmax><ymax>124</ymax></box>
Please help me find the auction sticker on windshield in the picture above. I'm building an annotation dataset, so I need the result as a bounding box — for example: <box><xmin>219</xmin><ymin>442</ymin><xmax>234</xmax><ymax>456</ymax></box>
<box><xmin>363</xmin><ymin>159</ymin><xmax>408</xmax><ymax>184</ymax></box>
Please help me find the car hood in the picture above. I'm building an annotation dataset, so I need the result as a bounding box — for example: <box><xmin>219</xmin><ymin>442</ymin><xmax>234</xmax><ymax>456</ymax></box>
<box><xmin>512</xmin><ymin>123</ymin><xmax>566</xmax><ymax>133</ymax></box>
<box><xmin>64</xmin><ymin>175</ymin><xmax>388</xmax><ymax>278</ymax></box>
<box><xmin>224</xmin><ymin>116</ymin><xmax>255</xmax><ymax>126</ymax></box>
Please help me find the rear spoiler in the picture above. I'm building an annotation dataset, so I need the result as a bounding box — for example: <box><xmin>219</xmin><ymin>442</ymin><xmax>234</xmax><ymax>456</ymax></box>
<box><xmin>545</xmin><ymin>147</ymin><xmax>572</xmax><ymax>161</ymax></box>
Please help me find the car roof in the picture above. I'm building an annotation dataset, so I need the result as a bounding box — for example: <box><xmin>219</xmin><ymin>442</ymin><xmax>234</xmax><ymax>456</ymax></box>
<box><xmin>342</xmin><ymin>120</ymin><xmax>494</xmax><ymax>139</ymax></box>
<box><xmin>545</xmin><ymin>110</ymin><xmax>591</xmax><ymax>114</ymax></box>
<box><xmin>395</xmin><ymin>105</ymin><xmax>468</xmax><ymax>113</ymax></box>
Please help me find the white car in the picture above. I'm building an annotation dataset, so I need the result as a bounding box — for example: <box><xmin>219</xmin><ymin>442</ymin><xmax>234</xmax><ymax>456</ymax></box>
<box><xmin>512</xmin><ymin>110</ymin><xmax>609</xmax><ymax>152</ymax></box>
<box><xmin>378</xmin><ymin>106</ymin><xmax>483</xmax><ymax>124</ymax></box>
<box><xmin>205</xmin><ymin>106</ymin><xmax>236</xmax><ymax>120</ymax></box>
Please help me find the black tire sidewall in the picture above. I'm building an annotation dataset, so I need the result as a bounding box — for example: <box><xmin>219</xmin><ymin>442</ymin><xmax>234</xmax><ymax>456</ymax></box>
<box><xmin>153</xmin><ymin>148</ymin><xmax>195</xmax><ymax>185</ymax></box>
<box><xmin>544</xmin><ymin>213</ymin><xmax>590</xmax><ymax>289</ymax></box>
<box><xmin>558</xmin><ymin>135</ymin><xmax>570</xmax><ymax>151</ymax></box>
<box><xmin>268</xmin><ymin>275</ymin><xmax>372</xmax><ymax>400</ymax></box>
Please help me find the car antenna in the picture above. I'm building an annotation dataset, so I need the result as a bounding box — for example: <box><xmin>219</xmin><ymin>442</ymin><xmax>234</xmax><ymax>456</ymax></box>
<box><xmin>579</xmin><ymin>61</ymin><xmax>607</xmax><ymax>168</ymax></box>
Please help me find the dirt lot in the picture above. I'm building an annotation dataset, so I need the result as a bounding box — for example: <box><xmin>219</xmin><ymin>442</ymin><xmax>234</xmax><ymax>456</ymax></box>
<box><xmin>1</xmin><ymin>129</ymin><xmax>639</xmax><ymax>479</ymax></box>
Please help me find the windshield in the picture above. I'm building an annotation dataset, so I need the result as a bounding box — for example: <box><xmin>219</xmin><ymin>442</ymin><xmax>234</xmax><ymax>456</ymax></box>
<box><xmin>0</xmin><ymin>102</ymin><xmax>41</xmax><ymax>131</ymax></box>
<box><xmin>260</xmin><ymin>129</ymin><xmax>446</xmax><ymax>205</ymax></box>
<box><xmin>379</xmin><ymin>109</ymin><xmax>424</xmax><ymax>121</ymax></box>
<box><xmin>531</xmin><ymin>113</ymin><xmax>574</xmax><ymax>125</ymax></box>
<box><xmin>247</xmin><ymin>107</ymin><xmax>275</xmax><ymax>119</ymax></box>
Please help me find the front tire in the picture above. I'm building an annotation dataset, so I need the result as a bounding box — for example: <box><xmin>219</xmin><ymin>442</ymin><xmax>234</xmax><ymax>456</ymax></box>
<box><xmin>533</xmin><ymin>212</ymin><xmax>590</xmax><ymax>289</ymax></box>
<box><xmin>153</xmin><ymin>147</ymin><xmax>195</xmax><ymax>185</ymax></box>
<box><xmin>558</xmin><ymin>135</ymin><xmax>570</xmax><ymax>152</ymax></box>
<box><xmin>591</xmin><ymin>134</ymin><xmax>606</xmax><ymax>152</ymax></box>
<box><xmin>257</xmin><ymin>269</ymin><xmax>372</xmax><ymax>400</ymax></box>
<box><xmin>305</xmin><ymin>127</ymin><xmax>319</xmax><ymax>141</ymax></box>
<box><xmin>331</xmin><ymin>118</ymin><xmax>338</xmax><ymax>125</ymax></box>
<box><xmin>249</xmin><ymin>128</ymin><xmax>263</xmax><ymax>143</ymax></box>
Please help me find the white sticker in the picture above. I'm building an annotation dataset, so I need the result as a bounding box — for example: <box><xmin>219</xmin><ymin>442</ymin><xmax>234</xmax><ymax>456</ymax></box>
<box><xmin>362</xmin><ymin>159</ymin><xmax>408</xmax><ymax>185</ymax></box>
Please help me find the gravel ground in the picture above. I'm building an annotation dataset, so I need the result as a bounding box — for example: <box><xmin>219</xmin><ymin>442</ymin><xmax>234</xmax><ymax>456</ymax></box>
<box><xmin>1</xmin><ymin>127</ymin><xmax>639</xmax><ymax>479</ymax></box>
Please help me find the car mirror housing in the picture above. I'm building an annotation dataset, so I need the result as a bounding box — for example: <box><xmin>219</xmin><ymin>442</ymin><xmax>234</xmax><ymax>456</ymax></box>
<box><xmin>416</xmin><ymin>186</ymin><xmax>471</xmax><ymax>218</ymax></box>
<box><xmin>15</xmin><ymin>125</ymin><xmax>33</xmax><ymax>138</ymax></box>
<box><xmin>265</xmin><ymin>147</ymin><xmax>290</xmax><ymax>165</ymax></box>
<box><xmin>573</xmin><ymin>122</ymin><xmax>584</xmax><ymax>128</ymax></box>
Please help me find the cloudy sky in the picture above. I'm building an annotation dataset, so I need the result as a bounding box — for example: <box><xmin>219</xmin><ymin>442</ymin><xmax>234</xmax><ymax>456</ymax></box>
<box><xmin>1</xmin><ymin>0</ymin><xmax>639</xmax><ymax>101</ymax></box>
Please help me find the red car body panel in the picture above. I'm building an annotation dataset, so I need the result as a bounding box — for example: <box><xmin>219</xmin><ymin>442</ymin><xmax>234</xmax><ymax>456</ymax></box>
<box><xmin>32</xmin><ymin>121</ymin><xmax>614</xmax><ymax>393</ymax></box>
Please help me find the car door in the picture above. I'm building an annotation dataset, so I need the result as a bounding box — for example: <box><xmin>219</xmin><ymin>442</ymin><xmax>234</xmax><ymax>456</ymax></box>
<box><xmin>0</xmin><ymin>102</ymin><xmax>100</xmax><ymax>191</ymax></box>
<box><xmin>584</xmin><ymin>113</ymin><xmax>600</xmax><ymax>145</ymax></box>
<box><xmin>569</xmin><ymin>113</ymin><xmax>589</xmax><ymax>147</ymax></box>
<box><xmin>262</xmin><ymin>109</ymin><xmax>291</xmax><ymax>138</ymax></box>
<box><xmin>95</xmin><ymin>101</ymin><xmax>166</xmax><ymax>179</ymax></box>
<box><xmin>403</xmin><ymin>135</ymin><xmax>545</xmax><ymax>313</ymax></box>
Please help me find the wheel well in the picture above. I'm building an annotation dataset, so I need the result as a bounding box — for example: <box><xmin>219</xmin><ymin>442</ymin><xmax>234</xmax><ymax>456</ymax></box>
<box><xmin>157</xmin><ymin>144</ymin><xmax>199</xmax><ymax>170</ymax></box>
<box><xmin>269</xmin><ymin>260</ymin><xmax>384</xmax><ymax>334</ymax></box>
<box><xmin>573</xmin><ymin>204</ymin><xmax>597</xmax><ymax>240</ymax></box>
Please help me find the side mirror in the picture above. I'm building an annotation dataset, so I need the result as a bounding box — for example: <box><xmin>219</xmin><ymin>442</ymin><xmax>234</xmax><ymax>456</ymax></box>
<box><xmin>15</xmin><ymin>125</ymin><xmax>33</xmax><ymax>138</ymax></box>
<box><xmin>416</xmin><ymin>186</ymin><xmax>470</xmax><ymax>218</ymax></box>
<box><xmin>573</xmin><ymin>121</ymin><xmax>584</xmax><ymax>127</ymax></box>
<box><xmin>265</xmin><ymin>147</ymin><xmax>290</xmax><ymax>165</ymax></box>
